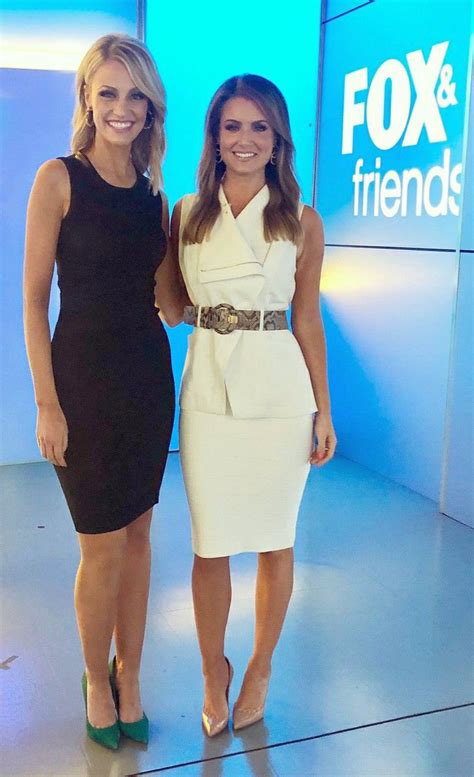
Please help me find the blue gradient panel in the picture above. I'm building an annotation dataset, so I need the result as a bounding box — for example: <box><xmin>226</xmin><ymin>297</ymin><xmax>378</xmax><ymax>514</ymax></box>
<box><xmin>0</xmin><ymin>1</ymin><xmax>137</xmax><ymax>70</ymax></box>
<box><xmin>317</xmin><ymin>0</ymin><xmax>473</xmax><ymax>501</ymax></box>
<box><xmin>441</xmin><ymin>252</ymin><xmax>474</xmax><ymax>525</ymax></box>
<box><xmin>0</xmin><ymin>69</ymin><xmax>75</xmax><ymax>464</ymax></box>
<box><xmin>318</xmin><ymin>0</ymin><xmax>471</xmax><ymax>249</ymax></box>
<box><xmin>441</xmin><ymin>48</ymin><xmax>474</xmax><ymax>526</ymax></box>
<box><xmin>321</xmin><ymin>245</ymin><xmax>456</xmax><ymax>500</ymax></box>
<box><xmin>146</xmin><ymin>0</ymin><xmax>322</xmax><ymax>449</ymax></box>
<box><xmin>460</xmin><ymin>43</ymin><xmax>474</xmax><ymax>252</ymax></box>
<box><xmin>146</xmin><ymin>1</ymin><xmax>321</xmax><ymax>210</ymax></box>
<box><xmin>0</xmin><ymin>2</ymin><xmax>137</xmax><ymax>465</ymax></box>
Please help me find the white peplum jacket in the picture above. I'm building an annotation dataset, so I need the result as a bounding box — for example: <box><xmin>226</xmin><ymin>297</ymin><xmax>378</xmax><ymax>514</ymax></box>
<box><xmin>178</xmin><ymin>185</ymin><xmax>317</xmax><ymax>419</ymax></box>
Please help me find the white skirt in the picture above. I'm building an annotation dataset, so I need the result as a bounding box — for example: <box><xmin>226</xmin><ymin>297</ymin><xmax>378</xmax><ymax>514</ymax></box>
<box><xmin>179</xmin><ymin>409</ymin><xmax>314</xmax><ymax>557</ymax></box>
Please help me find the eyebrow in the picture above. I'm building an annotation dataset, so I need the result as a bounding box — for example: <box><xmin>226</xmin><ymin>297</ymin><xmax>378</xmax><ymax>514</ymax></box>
<box><xmin>223</xmin><ymin>118</ymin><xmax>269</xmax><ymax>123</ymax></box>
<box><xmin>98</xmin><ymin>84</ymin><xmax>141</xmax><ymax>92</ymax></box>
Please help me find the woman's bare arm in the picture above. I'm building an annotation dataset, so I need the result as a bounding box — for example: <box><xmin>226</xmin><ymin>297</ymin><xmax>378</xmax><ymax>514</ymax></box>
<box><xmin>291</xmin><ymin>206</ymin><xmax>337</xmax><ymax>466</ymax></box>
<box><xmin>23</xmin><ymin>159</ymin><xmax>69</xmax><ymax>465</ymax></box>
<box><xmin>154</xmin><ymin>195</ymin><xmax>190</xmax><ymax>326</ymax></box>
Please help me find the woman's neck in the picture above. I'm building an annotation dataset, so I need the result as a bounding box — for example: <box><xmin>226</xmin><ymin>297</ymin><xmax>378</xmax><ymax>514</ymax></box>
<box><xmin>86</xmin><ymin>137</ymin><xmax>135</xmax><ymax>182</ymax></box>
<box><xmin>221</xmin><ymin>171</ymin><xmax>267</xmax><ymax>211</ymax></box>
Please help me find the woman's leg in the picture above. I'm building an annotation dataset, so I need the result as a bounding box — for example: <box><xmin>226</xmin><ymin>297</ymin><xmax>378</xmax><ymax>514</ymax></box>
<box><xmin>192</xmin><ymin>554</ymin><xmax>232</xmax><ymax>720</ymax></box>
<box><xmin>113</xmin><ymin>508</ymin><xmax>153</xmax><ymax>722</ymax></box>
<box><xmin>235</xmin><ymin>547</ymin><xmax>294</xmax><ymax>710</ymax></box>
<box><xmin>75</xmin><ymin>527</ymin><xmax>127</xmax><ymax>728</ymax></box>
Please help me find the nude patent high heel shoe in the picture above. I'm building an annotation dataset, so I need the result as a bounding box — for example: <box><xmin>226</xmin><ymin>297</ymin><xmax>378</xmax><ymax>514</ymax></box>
<box><xmin>201</xmin><ymin>656</ymin><xmax>233</xmax><ymax>737</ymax></box>
<box><xmin>232</xmin><ymin>671</ymin><xmax>271</xmax><ymax>731</ymax></box>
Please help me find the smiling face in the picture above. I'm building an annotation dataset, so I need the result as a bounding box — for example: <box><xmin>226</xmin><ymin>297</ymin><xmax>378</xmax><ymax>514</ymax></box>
<box><xmin>84</xmin><ymin>59</ymin><xmax>149</xmax><ymax>147</ymax></box>
<box><xmin>218</xmin><ymin>96</ymin><xmax>275</xmax><ymax>179</ymax></box>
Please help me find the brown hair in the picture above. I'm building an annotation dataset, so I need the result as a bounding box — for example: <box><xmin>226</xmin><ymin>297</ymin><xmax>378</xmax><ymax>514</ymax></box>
<box><xmin>183</xmin><ymin>74</ymin><xmax>303</xmax><ymax>244</ymax></box>
<box><xmin>71</xmin><ymin>33</ymin><xmax>166</xmax><ymax>194</ymax></box>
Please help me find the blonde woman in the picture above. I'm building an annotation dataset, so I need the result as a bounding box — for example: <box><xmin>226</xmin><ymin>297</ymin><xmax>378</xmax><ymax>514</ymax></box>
<box><xmin>23</xmin><ymin>34</ymin><xmax>181</xmax><ymax>749</ymax></box>
<box><xmin>165</xmin><ymin>75</ymin><xmax>337</xmax><ymax>736</ymax></box>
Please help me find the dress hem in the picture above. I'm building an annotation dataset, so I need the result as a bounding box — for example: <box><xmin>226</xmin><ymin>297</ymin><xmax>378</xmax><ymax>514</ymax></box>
<box><xmin>191</xmin><ymin>537</ymin><xmax>295</xmax><ymax>559</ymax></box>
<box><xmin>73</xmin><ymin>495</ymin><xmax>159</xmax><ymax>535</ymax></box>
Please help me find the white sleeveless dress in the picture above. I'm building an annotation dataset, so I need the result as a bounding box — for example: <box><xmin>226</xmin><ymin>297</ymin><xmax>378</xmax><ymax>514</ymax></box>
<box><xmin>179</xmin><ymin>185</ymin><xmax>317</xmax><ymax>558</ymax></box>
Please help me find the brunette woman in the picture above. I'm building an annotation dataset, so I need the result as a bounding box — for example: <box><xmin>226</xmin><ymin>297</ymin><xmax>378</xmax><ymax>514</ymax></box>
<box><xmin>166</xmin><ymin>75</ymin><xmax>336</xmax><ymax>736</ymax></box>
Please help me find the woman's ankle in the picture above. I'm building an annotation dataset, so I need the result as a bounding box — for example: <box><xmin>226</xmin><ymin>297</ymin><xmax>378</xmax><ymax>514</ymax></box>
<box><xmin>86</xmin><ymin>669</ymin><xmax>111</xmax><ymax>688</ymax></box>
<box><xmin>246</xmin><ymin>655</ymin><xmax>272</xmax><ymax>677</ymax></box>
<box><xmin>202</xmin><ymin>654</ymin><xmax>227</xmax><ymax>676</ymax></box>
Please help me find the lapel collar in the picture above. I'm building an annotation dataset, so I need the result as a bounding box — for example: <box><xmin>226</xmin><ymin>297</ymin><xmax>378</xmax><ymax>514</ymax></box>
<box><xmin>234</xmin><ymin>185</ymin><xmax>269</xmax><ymax>230</ymax></box>
<box><xmin>197</xmin><ymin>186</ymin><xmax>266</xmax><ymax>285</ymax></box>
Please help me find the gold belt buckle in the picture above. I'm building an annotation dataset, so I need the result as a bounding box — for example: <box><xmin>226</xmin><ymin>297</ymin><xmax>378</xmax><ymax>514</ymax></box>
<box><xmin>213</xmin><ymin>303</ymin><xmax>239</xmax><ymax>335</ymax></box>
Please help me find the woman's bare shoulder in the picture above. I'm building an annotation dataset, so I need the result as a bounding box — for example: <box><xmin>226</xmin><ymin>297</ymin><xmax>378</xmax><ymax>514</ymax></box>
<box><xmin>36</xmin><ymin>158</ymin><xmax>69</xmax><ymax>185</ymax></box>
<box><xmin>300</xmin><ymin>204</ymin><xmax>323</xmax><ymax>234</ymax></box>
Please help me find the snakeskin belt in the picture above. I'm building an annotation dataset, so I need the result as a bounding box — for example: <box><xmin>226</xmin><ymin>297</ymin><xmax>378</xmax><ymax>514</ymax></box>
<box><xmin>183</xmin><ymin>304</ymin><xmax>288</xmax><ymax>335</ymax></box>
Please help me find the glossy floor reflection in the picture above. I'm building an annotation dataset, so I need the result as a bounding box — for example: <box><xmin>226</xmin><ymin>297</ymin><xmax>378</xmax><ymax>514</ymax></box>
<box><xmin>1</xmin><ymin>453</ymin><xmax>473</xmax><ymax>777</ymax></box>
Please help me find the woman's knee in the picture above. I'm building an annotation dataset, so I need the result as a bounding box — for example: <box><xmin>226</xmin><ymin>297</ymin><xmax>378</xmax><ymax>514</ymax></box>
<box><xmin>259</xmin><ymin>547</ymin><xmax>294</xmax><ymax>565</ymax></box>
<box><xmin>193</xmin><ymin>554</ymin><xmax>230</xmax><ymax>574</ymax></box>
<box><xmin>78</xmin><ymin>527</ymin><xmax>127</xmax><ymax>569</ymax></box>
<box><xmin>125</xmin><ymin>509</ymin><xmax>152</xmax><ymax>552</ymax></box>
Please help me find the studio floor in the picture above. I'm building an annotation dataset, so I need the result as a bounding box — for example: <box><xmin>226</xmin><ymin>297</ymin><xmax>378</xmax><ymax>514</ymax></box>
<box><xmin>1</xmin><ymin>453</ymin><xmax>473</xmax><ymax>777</ymax></box>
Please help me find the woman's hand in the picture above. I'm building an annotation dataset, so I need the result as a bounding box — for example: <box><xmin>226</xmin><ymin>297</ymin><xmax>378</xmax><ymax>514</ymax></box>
<box><xmin>310</xmin><ymin>411</ymin><xmax>337</xmax><ymax>467</ymax></box>
<box><xmin>36</xmin><ymin>403</ymin><xmax>68</xmax><ymax>467</ymax></box>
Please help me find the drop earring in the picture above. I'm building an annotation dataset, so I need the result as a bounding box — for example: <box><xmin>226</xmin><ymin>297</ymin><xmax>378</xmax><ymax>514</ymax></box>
<box><xmin>143</xmin><ymin>110</ymin><xmax>154</xmax><ymax>130</ymax></box>
<box><xmin>216</xmin><ymin>144</ymin><xmax>223</xmax><ymax>163</ymax></box>
<box><xmin>85</xmin><ymin>109</ymin><xmax>94</xmax><ymax>128</ymax></box>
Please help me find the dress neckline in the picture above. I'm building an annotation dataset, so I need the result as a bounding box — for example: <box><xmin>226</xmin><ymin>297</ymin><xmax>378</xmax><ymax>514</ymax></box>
<box><xmin>75</xmin><ymin>152</ymin><xmax>140</xmax><ymax>191</ymax></box>
<box><xmin>219</xmin><ymin>184</ymin><xmax>269</xmax><ymax>220</ymax></box>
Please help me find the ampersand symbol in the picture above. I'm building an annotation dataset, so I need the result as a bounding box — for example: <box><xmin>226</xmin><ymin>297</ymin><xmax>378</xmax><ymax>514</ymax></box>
<box><xmin>437</xmin><ymin>64</ymin><xmax>458</xmax><ymax>108</ymax></box>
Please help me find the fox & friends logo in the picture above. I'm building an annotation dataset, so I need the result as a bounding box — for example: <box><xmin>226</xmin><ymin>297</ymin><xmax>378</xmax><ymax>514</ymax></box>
<box><xmin>342</xmin><ymin>41</ymin><xmax>461</xmax><ymax>218</ymax></box>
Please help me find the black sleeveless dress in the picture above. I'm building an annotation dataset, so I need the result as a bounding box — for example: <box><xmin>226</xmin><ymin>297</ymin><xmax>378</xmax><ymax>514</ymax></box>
<box><xmin>51</xmin><ymin>154</ymin><xmax>175</xmax><ymax>534</ymax></box>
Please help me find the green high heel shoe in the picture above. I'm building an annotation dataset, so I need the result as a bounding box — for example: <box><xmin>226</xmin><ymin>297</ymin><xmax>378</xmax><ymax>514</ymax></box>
<box><xmin>109</xmin><ymin>657</ymin><xmax>149</xmax><ymax>744</ymax></box>
<box><xmin>81</xmin><ymin>671</ymin><xmax>120</xmax><ymax>750</ymax></box>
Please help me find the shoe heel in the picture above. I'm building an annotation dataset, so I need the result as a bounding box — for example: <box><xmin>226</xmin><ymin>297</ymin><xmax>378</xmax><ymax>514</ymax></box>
<box><xmin>82</xmin><ymin>671</ymin><xmax>120</xmax><ymax>750</ymax></box>
<box><xmin>109</xmin><ymin>657</ymin><xmax>149</xmax><ymax>744</ymax></box>
<box><xmin>202</xmin><ymin>656</ymin><xmax>233</xmax><ymax>738</ymax></box>
<box><xmin>225</xmin><ymin>656</ymin><xmax>233</xmax><ymax>703</ymax></box>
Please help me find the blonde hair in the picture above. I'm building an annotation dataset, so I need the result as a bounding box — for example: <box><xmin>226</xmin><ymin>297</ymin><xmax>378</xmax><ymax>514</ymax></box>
<box><xmin>183</xmin><ymin>74</ymin><xmax>303</xmax><ymax>245</ymax></box>
<box><xmin>71</xmin><ymin>33</ymin><xmax>166</xmax><ymax>194</ymax></box>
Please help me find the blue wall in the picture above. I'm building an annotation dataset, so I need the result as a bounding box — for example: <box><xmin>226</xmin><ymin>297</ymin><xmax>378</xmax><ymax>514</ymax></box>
<box><xmin>146</xmin><ymin>0</ymin><xmax>322</xmax><ymax>448</ymax></box>
<box><xmin>1</xmin><ymin>0</ymin><xmax>471</xmax><ymax>526</ymax></box>
<box><xmin>0</xmin><ymin>1</ymin><xmax>138</xmax><ymax>70</ymax></box>
<box><xmin>0</xmin><ymin>0</ymin><xmax>322</xmax><ymax>460</ymax></box>
<box><xmin>0</xmin><ymin>1</ymin><xmax>137</xmax><ymax>465</ymax></box>
<box><xmin>0</xmin><ymin>69</ymin><xmax>75</xmax><ymax>464</ymax></box>
<box><xmin>441</xmin><ymin>45</ymin><xmax>474</xmax><ymax>526</ymax></box>
<box><xmin>316</xmin><ymin>0</ymin><xmax>473</xmax><ymax>504</ymax></box>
